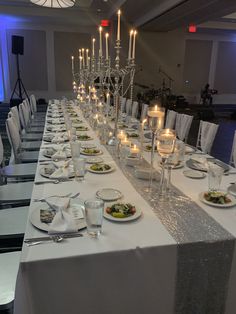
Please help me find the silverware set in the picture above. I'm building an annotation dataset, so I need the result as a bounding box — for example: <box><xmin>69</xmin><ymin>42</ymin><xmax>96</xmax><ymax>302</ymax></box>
<box><xmin>24</xmin><ymin>233</ymin><xmax>83</xmax><ymax>246</ymax></box>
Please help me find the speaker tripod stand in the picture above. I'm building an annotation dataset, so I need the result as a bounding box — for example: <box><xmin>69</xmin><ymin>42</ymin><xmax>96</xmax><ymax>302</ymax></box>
<box><xmin>10</xmin><ymin>54</ymin><xmax>29</xmax><ymax>105</ymax></box>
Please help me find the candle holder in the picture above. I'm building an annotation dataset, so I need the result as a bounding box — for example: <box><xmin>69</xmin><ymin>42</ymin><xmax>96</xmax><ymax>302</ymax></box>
<box><xmin>146</xmin><ymin>106</ymin><xmax>165</xmax><ymax>191</ymax></box>
<box><xmin>156</xmin><ymin>129</ymin><xmax>176</xmax><ymax>200</ymax></box>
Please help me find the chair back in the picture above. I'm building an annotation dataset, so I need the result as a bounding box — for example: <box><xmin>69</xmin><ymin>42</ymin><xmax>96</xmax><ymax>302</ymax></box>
<box><xmin>10</xmin><ymin>106</ymin><xmax>21</xmax><ymax>132</ymax></box>
<box><xmin>6</xmin><ymin>117</ymin><xmax>22</xmax><ymax>164</ymax></box>
<box><xmin>0</xmin><ymin>134</ymin><xmax>3</xmax><ymax>165</ymax></box>
<box><xmin>196</xmin><ymin>120</ymin><xmax>219</xmax><ymax>154</ymax></box>
<box><xmin>140</xmin><ymin>104</ymin><xmax>148</xmax><ymax>121</ymax></box>
<box><xmin>125</xmin><ymin>99</ymin><xmax>132</xmax><ymax>116</ymax></box>
<box><xmin>165</xmin><ymin>110</ymin><xmax>177</xmax><ymax>129</ymax></box>
<box><xmin>229</xmin><ymin>130</ymin><xmax>236</xmax><ymax>167</ymax></box>
<box><xmin>175</xmin><ymin>113</ymin><xmax>193</xmax><ymax>142</ymax></box>
<box><xmin>30</xmin><ymin>94</ymin><xmax>37</xmax><ymax>113</ymax></box>
<box><xmin>120</xmin><ymin>97</ymin><xmax>126</xmax><ymax>113</ymax></box>
<box><xmin>131</xmin><ymin>101</ymin><xmax>139</xmax><ymax>118</ymax></box>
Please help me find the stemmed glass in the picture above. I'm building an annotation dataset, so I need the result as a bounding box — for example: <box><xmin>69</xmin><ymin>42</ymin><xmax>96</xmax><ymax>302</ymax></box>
<box><xmin>147</xmin><ymin>105</ymin><xmax>165</xmax><ymax>190</ymax></box>
<box><xmin>156</xmin><ymin>129</ymin><xmax>176</xmax><ymax>200</ymax></box>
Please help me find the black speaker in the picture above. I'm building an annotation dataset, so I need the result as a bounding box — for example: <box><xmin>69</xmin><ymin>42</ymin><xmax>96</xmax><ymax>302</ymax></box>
<box><xmin>12</xmin><ymin>35</ymin><xmax>24</xmax><ymax>55</ymax></box>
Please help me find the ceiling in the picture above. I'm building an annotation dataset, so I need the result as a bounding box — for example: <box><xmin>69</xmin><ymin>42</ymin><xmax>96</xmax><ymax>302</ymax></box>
<box><xmin>1</xmin><ymin>0</ymin><xmax>236</xmax><ymax>32</ymax></box>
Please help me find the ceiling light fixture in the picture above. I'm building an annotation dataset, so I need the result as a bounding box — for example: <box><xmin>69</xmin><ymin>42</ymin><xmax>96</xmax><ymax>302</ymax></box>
<box><xmin>30</xmin><ymin>0</ymin><xmax>75</xmax><ymax>8</ymax></box>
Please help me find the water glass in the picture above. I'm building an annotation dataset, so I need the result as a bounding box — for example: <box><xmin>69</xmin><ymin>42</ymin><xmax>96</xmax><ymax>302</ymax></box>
<box><xmin>73</xmin><ymin>157</ymin><xmax>85</xmax><ymax>181</ymax></box>
<box><xmin>70</xmin><ymin>140</ymin><xmax>80</xmax><ymax>158</ymax></box>
<box><xmin>207</xmin><ymin>160</ymin><xmax>224</xmax><ymax>191</ymax></box>
<box><xmin>84</xmin><ymin>199</ymin><xmax>104</xmax><ymax>237</ymax></box>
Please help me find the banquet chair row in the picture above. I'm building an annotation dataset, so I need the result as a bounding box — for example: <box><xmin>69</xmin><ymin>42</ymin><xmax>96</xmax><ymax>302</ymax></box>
<box><xmin>165</xmin><ymin>110</ymin><xmax>193</xmax><ymax>143</ymax></box>
<box><xmin>196</xmin><ymin>120</ymin><xmax>219</xmax><ymax>154</ymax></box>
<box><xmin>120</xmin><ymin>97</ymin><xmax>149</xmax><ymax>122</ymax></box>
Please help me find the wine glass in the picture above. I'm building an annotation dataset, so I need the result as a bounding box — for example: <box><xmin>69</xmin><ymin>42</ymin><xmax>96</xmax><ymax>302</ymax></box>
<box><xmin>156</xmin><ymin>129</ymin><xmax>176</xmax><ymax>200</ymax></box>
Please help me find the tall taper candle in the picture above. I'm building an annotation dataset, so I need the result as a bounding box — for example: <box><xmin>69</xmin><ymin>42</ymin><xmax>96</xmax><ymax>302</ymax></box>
<box><xmin>71</xmin><ymin>56</ymin><xmax>74</xmax><ymax>72</ymax></box>
<box><xmin>117</xmin><ymin>10</ymin><xmax>121</xmax><ymax>41</ymax></box>
<box><xmin>132</xmin><ymin>30</ymin><xmax>137</xmax><ymax>59</ymax></box>
<box><xmin>86</xmin><ymin>49</ymin><xmax>89</xmax><ymax>67</ymax></box>
<box><xmin>105</xmin><ymin>33</ymin><xmax>109</xmax><ymax>60</ymax></box>
<box><xmin>82</xmin><ymin>48</ymin><xmax>85</xmax><ymax>67</ymax></box>
<box><xmin>92</xmin><ymin>38</ymin><xmax>95</xmax><ymax>57</ymax></box>
<box><xmin>128</xmin><ymin>29</ymin><xmax>133</xmax><ymax>60</ymax></box>
<box><xmin>99</xmin><ymin>26</ymin><xmax>103</xmax><ymax>57</ymax></box>
<box><xmin>79</xmin><ymin>56</ymin><xmax>82</xmax><ymax>70</ymax></box>
<box><xmin>88</xmin><ymin>56</ymin><xmax>90</xmax><ymax>70</ymax></box>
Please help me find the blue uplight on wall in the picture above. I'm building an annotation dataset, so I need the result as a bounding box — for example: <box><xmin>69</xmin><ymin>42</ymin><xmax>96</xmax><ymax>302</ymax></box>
<box><xmin>0</xmin><ymin>14</ymin><xmax>26</xmax><ymax>102</ymax></box>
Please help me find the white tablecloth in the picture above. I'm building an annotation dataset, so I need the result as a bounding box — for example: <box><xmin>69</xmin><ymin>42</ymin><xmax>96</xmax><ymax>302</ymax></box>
<box><xmin>14</xmin><ymin>102</ymin><xmax>236</xmax><ymax>314</ymax></box>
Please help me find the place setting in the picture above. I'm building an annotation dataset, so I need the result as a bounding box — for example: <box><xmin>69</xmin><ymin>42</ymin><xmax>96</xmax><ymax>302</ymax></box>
<box><xmin>42</xmin><ymin>145</ymin><xmax>71</xmax><ymax>160</ymax></box>
<box><xmin>43</xmin><ymin>132</ymin><xmax>69</xmax><ymax>143</ymax></box>
<box><xmin>198</xmin><ymin>159</ymin><xmax>236</xmax><ymax>208</ymax></box>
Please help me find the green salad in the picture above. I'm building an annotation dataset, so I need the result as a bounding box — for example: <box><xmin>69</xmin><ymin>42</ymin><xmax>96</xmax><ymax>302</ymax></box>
<box><xmin>145</xmin><ymin>145</ymin><xmax>157</xmax><ymax>151</ymax></box>
<box><xmin>78</xmin><ymin>135</ymin><xmax>91</xmax><ymax>140</ymax></box>
<box><xmin>83</xmin><ymin>148</ymin><xmax>100</xmax><ymax>154</ymax></box>
<box><xmin>106</xmin><ymin>203</ymin><xmax>136</xmax><ymax>218</ymax></box>
<box><xmin>127</xmin><ymin>133</ymin><xmax>139</xmax><ymax>138</ymax></box>
<box><xmin>90</xmin><ymin>163</ymin><xmax>111</xmax><ymax>171</ymax></box>
<box><xmin>204</xmin><ymin>191</ymin><xmax>231</xmax><ymax>204</ymax></box>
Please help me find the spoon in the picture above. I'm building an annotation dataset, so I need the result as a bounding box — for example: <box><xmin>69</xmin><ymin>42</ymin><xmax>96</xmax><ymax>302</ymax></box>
<box><xmin>26</xmin><ymin>235</ymin><xmax>64</xmax><ymax>246</ymax></box>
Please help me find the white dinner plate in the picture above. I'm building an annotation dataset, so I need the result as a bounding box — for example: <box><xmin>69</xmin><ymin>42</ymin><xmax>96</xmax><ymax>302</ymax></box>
<box><xmin>96</xmin><ymin>188</ymin><xmax>123</xmax><ymax>201</ymax></box>
<box><xmin>42</xmin><ymin>148</ymin><xmax>71</xmax><ymax>159</ymax></box>
<box><xmin>87</xmin><ymin>164</ymin><xmax>115</xmax><ymax>174</ymax></box>
<box><xmin>39</xmin><ymin>165</ymin><xmax>74</xmax><ymax>179</ymax></box>
<box><xmin>199</xmin><ymin>191</ymin><xmax>236</xmax><ymax>208</ymax></box>
<box><xmin>81</xmin><ymin>143</ymin><xmax>96</xmax><ymax>149</ymax></box>
<box><xmin>46</xmin><ymin>126</ymin><xmax>66</xmax><ymax>132</ymax></box>
<box><xmin>172</xmin><ymin>162</ymin><xmax>184</xmax><ymax>169</ymax></box>
<box><xmin>103</xmin><ymin>203</ymin><xmax>142</xmax><ymax>222</ymax></box>
<box><xmin>86</xmin><ymin>156</ymin><xmax>103</xmax><ymax>164</ymax></box>
<box><xmin>183</xmin><ymin>170</ymin><xmax>206</xmax><ymax>179</ymax></box>
<box><xmin>30</xmin><ymin>199</ymin><xmax>86</xmax><ymax>232</ymax></box>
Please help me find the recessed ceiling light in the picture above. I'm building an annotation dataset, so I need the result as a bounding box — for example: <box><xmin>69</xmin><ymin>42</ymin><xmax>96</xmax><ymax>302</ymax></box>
<box><xmin>97</xmin><ymin>8</ymin><xmax>101</xmax><ymax>12</ymax></box>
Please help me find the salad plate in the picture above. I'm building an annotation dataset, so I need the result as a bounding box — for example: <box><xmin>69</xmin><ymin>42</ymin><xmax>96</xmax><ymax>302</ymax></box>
<box><xmin>81</xmin><ymin>143</ymin><xmax>96</xmax><ymax>149</ymax></box>
<box><xmin>104</xmin><ymin>202</ymin><xmax>142</xmax><ymax>222</ymax></box>
<box><xmin>86</xmin><ymin>156</ymin><xmax>103</xmax><ymax>164</ymax></box>
<box><xmin>75</xmin><ymin>126</ymin><xmax>89</xmax><ymax>132</ymax></box>
<box><xmin>46</xmin><ymin>126</ymin><xmax>66</xmax><ymax>132</ymax></box>
<box><xmin>199</xmin><ymin>191</ymin><xmax>236</xmax><ymax>208</ymax></box>
<box><xmin>81</xmin><ymin>148</ymin><xmax>103</xmax><ymax>156</ymax></box>
<box><xmin>183</xmin><ymin>170</ymin><xmax>206</xmax><ymax>179</ymax></box>
<box><xmin>87</xmin><ymin>163</ymin><xmax>115</xmax><ymax>174</ymax></box>
<box><xmin>96</xmin><ymin>188</ymin><xmax>123</xmax><ymax>201</ymax></box>
<box><xmin>30</xmin><ymin>199</ymin><xmax>86</xmax><ymax>232</ymax></box>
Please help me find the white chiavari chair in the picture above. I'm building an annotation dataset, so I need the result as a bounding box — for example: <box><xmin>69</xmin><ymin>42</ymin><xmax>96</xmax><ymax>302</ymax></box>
<box><xmin>9</xmin><ymin>108</ymin><xmax>42</xmax><ymax>141</ymax></box>
<box><xmin>140</xmin><ymin>104</ymin><xmax>148</xmax><ymax>121</ymax></box>
<box><xmin>196</xmin><ymin>120</ymin><xmax>219</xmax><ymax>154</ymax></box>
<box><xmin>19</xmin><ymin>103</ymin><xmax>44</xmax><ymax>134</ymax></box>
<box><xmin>0</xmin><ymin>134</ymin><xmax>36</xmax><ymax>181</ymax></box>
<box><xmin>175</xmin><ymin>113</ymin><xmax>193</xmax><ymax>142</ymax></box>
<box><xmin>6</xmin><ymin>117</ymin><xmax>39</xmax><ymax>164</ymax></box>
<box><xmin>125</xmin><ymin>99</ymin><xmax>132</xmax><ymax>116</ymax></box>
<box><xmin>131</xmin><ymin>101</ymin><xmax>139</xmax><ymax>118</ymax></box>
<box><xmin>229</xmin><ymin>131</ymin><xmax>236</xmax><ymax>167</ymax></box>
<box><xmin>165</xmin><ymin>110</ymin><xmax>177</xmax><ymax>129</ymax></box>
<box><xmin>120</xmin><ymin>97</ymin><xmax>127</xmax><ymax>113</ymax></box>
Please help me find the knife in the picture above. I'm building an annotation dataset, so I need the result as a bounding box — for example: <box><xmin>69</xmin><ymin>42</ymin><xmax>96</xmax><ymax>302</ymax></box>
<box><xmin>24</xmin><ymin>233</ymin><xmax>83</xmax><ymax>243</ymax></box>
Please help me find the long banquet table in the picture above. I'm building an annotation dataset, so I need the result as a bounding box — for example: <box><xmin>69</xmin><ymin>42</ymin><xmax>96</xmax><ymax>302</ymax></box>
<box><xmin>14</xmin><ymin>101</ymin><xmax>236</xmax><ymax>314</ymax></box>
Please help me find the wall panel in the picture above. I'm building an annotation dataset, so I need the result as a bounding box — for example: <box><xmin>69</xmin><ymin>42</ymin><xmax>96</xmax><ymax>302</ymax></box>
<box><xmin>214</xmin><ymin>41</ymin><xmax>236</xmax><ymax>94</ymax></box>
<box><xmin>7</xmin><ymin>29</ymin><xmax>48</xmax><ymax>92</ymax></box>
<box><xmin>183</xmin><ymin>39</ymin><xmax>212</xmax><ymax>94</ymax></box>
<box><xmin>54</xmin><ymin>31</ymin><xmax>90</xmax><ymax>91</ymax></box>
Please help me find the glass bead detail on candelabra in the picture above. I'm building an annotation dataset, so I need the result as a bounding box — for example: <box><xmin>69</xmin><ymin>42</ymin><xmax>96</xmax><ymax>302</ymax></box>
<box><xmin>156</xmin><ymin>129</ymin><xmax>176</xmax><ymax>200</ymax></box>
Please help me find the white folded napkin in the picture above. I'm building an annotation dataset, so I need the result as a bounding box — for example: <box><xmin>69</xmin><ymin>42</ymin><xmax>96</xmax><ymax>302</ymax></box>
<box><xmin>191</xmin><ymin>155</ymin><xmax>207</xmax><ymax>170</ymax></box>
<box><xmin>46</xmin><ymin>197</ymin><xmax>77</xmax><ymax>234</ymax></box>
<box><xmin>53</xmin><ymin>159</ymin><xmax>71</xmax><ymax>169</ymax></box>
<box><xmin>49</xmin><ymin>166</ymin><xmax>69</xmax><ymax>179</ymax></box>
<box><xmin>51</xmin><ymin>133</ymin><xmax>68</xmax><ymax>143</ymax></box>
<box><xmin>51</xmin><ymin>148</ymin><xmax>67</xmax><ymax>160</ymax></box>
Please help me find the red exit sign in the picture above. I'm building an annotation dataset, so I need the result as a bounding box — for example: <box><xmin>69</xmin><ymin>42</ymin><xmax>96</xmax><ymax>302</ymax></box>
<box><xmin>101</xmin><ymin>20</ymin><xmax>110</xmax><ymax>27</ymax></box>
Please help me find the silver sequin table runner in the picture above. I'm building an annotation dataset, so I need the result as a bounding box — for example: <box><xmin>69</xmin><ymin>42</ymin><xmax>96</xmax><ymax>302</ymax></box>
<box><xmin>106</xmin><ymin>145</ymin><xmax>235</xmax><ymax>314</ymax></box>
